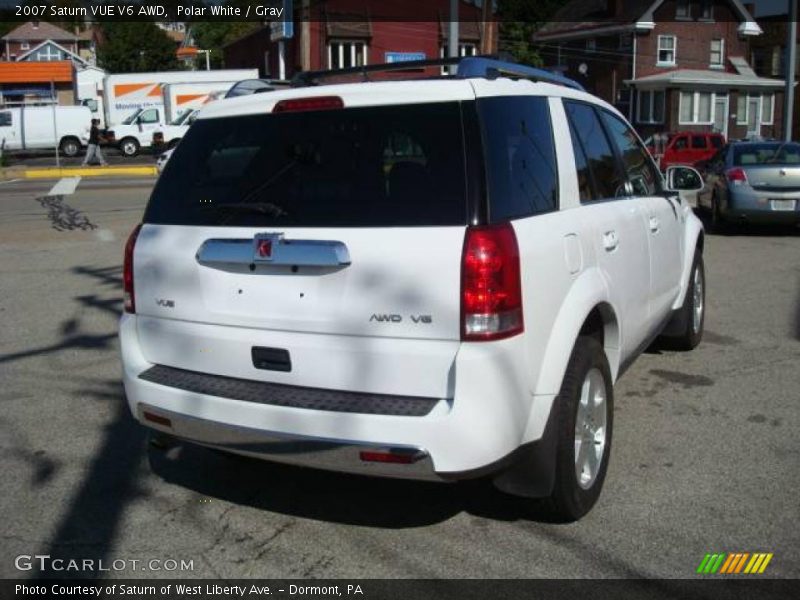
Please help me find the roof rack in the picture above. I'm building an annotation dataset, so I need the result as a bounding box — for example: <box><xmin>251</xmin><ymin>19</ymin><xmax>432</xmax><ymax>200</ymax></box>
<box><xmin>291</xmin><ymin>55</ymin><xmax>585</xmax><ymax>91</ymax></box>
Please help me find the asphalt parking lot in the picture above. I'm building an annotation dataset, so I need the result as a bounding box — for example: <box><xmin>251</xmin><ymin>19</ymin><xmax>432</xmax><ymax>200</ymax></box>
<box><xmin>0</xmin><ymin>176</ymin><xmax>798</xmax><ymax>580</ymax></box>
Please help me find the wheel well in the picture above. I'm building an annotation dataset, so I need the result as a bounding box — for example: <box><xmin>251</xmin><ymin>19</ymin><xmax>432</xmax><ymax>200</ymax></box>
<box><xmin>59</xmin><ymin>135</ymin><xmax>79</xmax><ymax>145</ymax></box>
<box><xmin>696</xmin><ymin>231</ymin><xmax>704</xmax><ymax>254</ymax></box>
<box><xmin>579</xmin><ymin>303</ymin><xmax>620</xmax><ymax>379</ymax></box>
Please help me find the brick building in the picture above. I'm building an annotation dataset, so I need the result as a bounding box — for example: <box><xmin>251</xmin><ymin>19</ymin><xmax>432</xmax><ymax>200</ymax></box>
<box><xmin>222</xmin><ymin>0</ymin><xmax>497</xmax><ymax>80</ymax></box>
<box><xmin>534</xmin><ymin>0</ymin><xmax>785</xmax><ymax>141</ymax></box>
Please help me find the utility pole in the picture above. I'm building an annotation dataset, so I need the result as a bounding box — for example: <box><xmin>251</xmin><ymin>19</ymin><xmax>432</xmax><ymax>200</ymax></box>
<box><xmin>481</xmin><ymin>0</ymin><xmax>493</xmax><ymax>54</ymax></box>
<box><xmin>51</xmin><ymin>80</ymin><xmax>60</xmax><ymax>169</ymax></box>
<box><xmin>784</xmin><ymin>0</ymin><xmax>797</xmax><ymax>141</ymax></box>
<box><xmin>449</xmin><ymin>0</ymin><xmax>459</xmax><ymax>74</ymax></box>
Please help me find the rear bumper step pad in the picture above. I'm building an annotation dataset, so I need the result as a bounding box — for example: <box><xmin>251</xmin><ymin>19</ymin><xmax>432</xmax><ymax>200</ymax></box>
<box><xmin>138</xmin><ymin>364</ymin><xmax>439</xmax><ymax>416</ymax></box>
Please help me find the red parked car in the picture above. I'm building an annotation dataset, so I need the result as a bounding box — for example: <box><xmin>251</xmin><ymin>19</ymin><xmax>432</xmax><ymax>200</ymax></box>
<box><xmin>646</xmin><ymin>132</ymin><xmax>725</xmax><ymax>170</ymax></box>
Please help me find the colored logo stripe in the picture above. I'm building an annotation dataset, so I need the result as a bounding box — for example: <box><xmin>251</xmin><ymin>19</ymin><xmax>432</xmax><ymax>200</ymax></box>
<box><xmin>698</xmin><ymin>553</ymin><xmax>773</xmax><ymax>574</ymax></box>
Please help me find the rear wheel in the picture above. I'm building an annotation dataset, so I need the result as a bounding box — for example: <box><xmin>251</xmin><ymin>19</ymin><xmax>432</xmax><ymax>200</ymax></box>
<box><xmin>119</xmin><ymin>137</ymin><xmax>140</xmax><ymax>157</ymax></box>
<box><xmin>59</xmin><ymin>137</ymin><xmax>80</xmax><ymax>157</ymax></box>
<box><xmin>709</xmin><ymin>194</ymin><xmax>726</xmax><ymax>233</ymax></box>
<box><xmin>548</xmin><ymin>336</ymin><xmax>613</xmax><ymax>521</ymax></box>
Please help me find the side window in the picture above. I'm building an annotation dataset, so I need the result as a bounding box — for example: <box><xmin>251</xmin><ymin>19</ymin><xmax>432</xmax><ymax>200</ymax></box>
<box><xmin>478</xmin><ymin>96</ymin><xmax>559</xmax><ymax>220</ymax></box>
<box><xmin>600</xmin><ymin>110</ymin><xmax>663</xmax><ymax>197</ymax></box>
<box><xmin>0</xmin><ymin>111</ymin><xmax>11</xmax><ymax>127</ymax></box>
<box><xmin>569</xmin><ymin>125</ymin><xmax>593</xmax><ymax>202</ymax></box>
<box><xmin>673</xmin><ymin>135</ymin><xmax>688</xmax><ymax>151</ymax></box>
<box><xmin>564</xmin><ymin>101</ymin><xmax>626</xmax><ymax>201</ymax></box>
<box><xmin>691</xmin><ymin>135</ymin><xmax>707</xmax><ymax>149</ymax></box>
<box><xmin>139</xmin><ymin>109</ymin><xmax>159</xmax><ymax>124</ymax></box>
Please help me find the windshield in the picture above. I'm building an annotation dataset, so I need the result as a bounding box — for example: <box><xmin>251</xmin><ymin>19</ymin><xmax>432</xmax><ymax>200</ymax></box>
<box><xmin>733</xmin><ymin>143</ymin><xmax>800</xmax><ymax>166</ymax></box>
<box><xmin>146</xmin><ymin>102</ymin><xmax>469</xmax><ymax>228</ymax></box>
<box><xmin>169</xmin><ymin>110</ymin><xmax>193</xmax><ymax>126</ymax></box>
<box><xmin>122</xmin><ymin>108</ymin><xmax>143</xmax><ymax>125</ymax></box>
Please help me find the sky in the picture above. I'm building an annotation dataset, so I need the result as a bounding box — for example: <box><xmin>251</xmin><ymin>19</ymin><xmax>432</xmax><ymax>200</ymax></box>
<box><xmin>753</xmin><ymin>0</ymin><xmax>793</xmax><ymax>17</ymax></box>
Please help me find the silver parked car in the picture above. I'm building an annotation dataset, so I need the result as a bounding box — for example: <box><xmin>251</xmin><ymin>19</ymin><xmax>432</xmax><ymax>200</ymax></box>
<box><xmin>697</xmin><ymin>141</ymin><xmax>800</xmax><ymax>230</ymax></box>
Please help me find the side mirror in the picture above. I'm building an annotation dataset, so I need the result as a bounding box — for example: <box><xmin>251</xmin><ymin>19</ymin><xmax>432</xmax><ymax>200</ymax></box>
<box><xmin>666</xmin><ymin>165</ymin><xmax>704</xmax><ymax>192</ymax></box>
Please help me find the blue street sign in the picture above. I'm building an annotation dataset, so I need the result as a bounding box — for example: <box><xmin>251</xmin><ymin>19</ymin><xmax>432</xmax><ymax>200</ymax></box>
<box><xmin>385</xmin><ymin>52</ymin><xmax>427</xmax><ymax>63</ymax></box>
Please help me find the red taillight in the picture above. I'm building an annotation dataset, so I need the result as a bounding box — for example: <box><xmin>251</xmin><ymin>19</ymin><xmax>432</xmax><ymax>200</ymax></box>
<box><xmin>726</xmin><ymin>167</ymin><xmax>748</xmax><ymax>186</ymax></box>
<box><xmin>273</xmin><ymin>96</ymin><xmax>344</xmax><ymax>113</ymax></box>
<box><xmin>359</xmin><ymin>451</ymin><xmax>418</xmax><ymax>464</ymax></box>
<box><xmin>461</xmin><ymin>222</ymin><xmax>524</xmax><ymax>342</ymax></box>
<box><xmin>123</xmin><ymin>224</ymin><xmax>142</xmax><ymax>313</ymax></box>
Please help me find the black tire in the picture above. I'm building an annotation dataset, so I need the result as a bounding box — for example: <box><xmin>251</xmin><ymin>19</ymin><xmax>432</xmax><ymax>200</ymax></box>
<box><xmin>665</xmin><ymin>252</ymin><xmax>705</xmax><ymax>351</ymax></box>
<box><xmin>548</xmin><ymin>336</ymin><xmax>613</xmax><ymax>521</ymax></box>
<box><xmin>59</xmin><ymin>137</ymin><xmax>80</xmax><ymax>157</ymax></box>
<box><xmin>119</xmin><ymin>137</ymin><xmax>140</xmax><ymax>157</ymax></box>
<box><xmin>709</xmin><ymin>194</ymin><xmax>726</xmax><ymax>234</ymax></box>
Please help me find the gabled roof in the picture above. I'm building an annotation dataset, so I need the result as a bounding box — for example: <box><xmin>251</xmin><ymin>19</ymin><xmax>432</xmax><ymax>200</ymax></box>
<box><xmin>0</xmin><ymin>61</ymin><xmax>74</xmax><ymax>84</ymax></box>
<box><xmin>16</xmin><ymin>40</ymin><xmax>88</xmax><ymax>66</ymax></box>
<box><xmin>534</xmin><ymin>0</ymin><xmax>761</xmax><ymax>40</ymax></box>
<box><xmin>2</xmin><ymin>21</ymin><xmax>77</xmax><ymax>42</ymax></box>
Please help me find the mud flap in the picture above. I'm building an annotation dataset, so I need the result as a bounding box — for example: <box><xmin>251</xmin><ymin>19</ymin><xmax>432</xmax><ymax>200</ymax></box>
<box><xmin>492</xmin><ymin>400</ymin><xmax>559</xmax><ymax>498</ymax></box>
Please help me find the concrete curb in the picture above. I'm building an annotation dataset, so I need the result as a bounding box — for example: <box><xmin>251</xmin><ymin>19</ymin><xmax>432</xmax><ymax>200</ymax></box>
<box><xmin>23</xmin><ymin>166</ymin><xmax>157</xmax><ymax>179</ymax></box>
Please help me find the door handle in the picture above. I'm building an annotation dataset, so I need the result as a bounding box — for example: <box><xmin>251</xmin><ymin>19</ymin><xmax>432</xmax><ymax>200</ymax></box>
<box><xmin>602</xmin><ymin>230</ymin><xmax>619</xmax><ymax>252</ymax></box>
<box><xmin>649</xmin><ymin>216</ymin><xmax>660</xmax><ymax>233</ymax></box>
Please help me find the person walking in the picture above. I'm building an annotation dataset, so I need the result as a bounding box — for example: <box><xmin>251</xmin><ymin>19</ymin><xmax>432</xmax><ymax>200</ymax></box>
<box><xmin>82</xmin><ymin>118</ymin><xmax>108</xmax><ymax>166</ymax></box>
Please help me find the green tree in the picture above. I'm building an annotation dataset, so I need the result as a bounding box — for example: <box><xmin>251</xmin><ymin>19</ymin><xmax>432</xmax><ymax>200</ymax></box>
<box><xmin>97</xmin><ymin>22</ymin><xmax>181</xmax><ymax>73</ymax></box>
<box><xmin>497</xmin><ymin>0</ymin><xmax>562</xmax><ymax>66</ymax></box>
<box><xmin>191</xmin><ymin>20</ymin><xmax>260</xmax><ymax>69</ymax></box>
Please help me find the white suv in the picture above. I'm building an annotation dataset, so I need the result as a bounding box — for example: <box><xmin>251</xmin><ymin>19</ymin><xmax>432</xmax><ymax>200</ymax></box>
<box><xmin>120</xmin><ymin>58</ymin><xmax>706</xmax><ymax>520</ymax></box>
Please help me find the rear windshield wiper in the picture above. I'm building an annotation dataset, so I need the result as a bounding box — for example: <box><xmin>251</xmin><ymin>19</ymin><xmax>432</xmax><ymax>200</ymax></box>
<box><xmin>202</xmin><ymin>202</ymin><xmax>288</xmax><ymax>219</ymax></box>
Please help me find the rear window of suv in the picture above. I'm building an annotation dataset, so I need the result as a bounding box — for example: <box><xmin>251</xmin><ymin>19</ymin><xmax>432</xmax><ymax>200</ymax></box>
<box><xmin>145</xmin><ymin>102</ymin><xmax>469</xmax><ymax>228</ymax></box>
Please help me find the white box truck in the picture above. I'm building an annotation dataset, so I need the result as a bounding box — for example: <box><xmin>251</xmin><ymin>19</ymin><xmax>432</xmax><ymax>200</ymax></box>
<box><xmin>101</xmin><ymin>69</ymin><xmax>257</xmax><ymax>157</ymax></box>
<box><xmin>0</xmin><ymin>105</ymin><xmax>92</xmax><ymax>157</ymax></box>
<box><xmin>162</xmin><ymin>81</ymin><xmax>238</xmax><ymax>124</ymax></box>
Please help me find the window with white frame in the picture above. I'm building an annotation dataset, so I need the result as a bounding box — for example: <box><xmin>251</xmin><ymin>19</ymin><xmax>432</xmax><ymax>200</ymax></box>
<box><xmin>328</xmin><ymin>40</ymin><xmax>367</xmax><ymax>69</ymax></box>
<box><xmin>439</xmin><ymin>43</ymin><xmax>477</xmax><ymax>73</ymax></box>
<box><xmin>657</xmin><ymin>36</ymin><xmax>676</xmax><ymax>66</ymax></box>
<box><xmin>680</xmin><ymin>91</ymin><xmax>714</xmax><ymax>124</ymax></box>
<box><xmin>736</xmin><ymin>92</ymin><xmax>775</xmax><ymax>125</ymax></box>
<box><xmin>20</xmin><ymin>42</ymin><xmax>30</xmax><ymax>50</ymax></box>
<box><xmin>710</xmin><ymin>39</ymin><xmax>724</xmax><ymax>68</ymax></box>
<box><xmin>675</xmin><ymin>0</ymin><xmax>690</xmax><ymax>18</ymax></box>
<box><xmin>761</xmin><ymin>93</ymin><xmax>774</xmax><ymax>124</ymax></box>
<box><xmin>637</xmin><ymin>90</ymin><xmax>665</xmax><ymax>124</ymax></box>
<box><xmin>700</xmin><ymin>0</ymin><xmax>714</xmax><ymax>19</ymax></box>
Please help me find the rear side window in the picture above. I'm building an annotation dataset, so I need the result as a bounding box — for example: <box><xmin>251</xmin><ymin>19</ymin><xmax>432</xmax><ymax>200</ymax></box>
<box><xmin>710</xmin><ymin>136</ymin><xmax>723</xmax><ymax>149</ymax></box>
<box><xmin>565</xmin><ymin>101</ymin><xmax>626</xmax><ymax>201</ymax></box>
<box><xmin>673</xmin><ymin>136</ymin><xmax>688</xmax><ymax>150</ymax></box>
<box><xmin>692</xmin><ymin>135</ymin><xmax>707</xmax><ymax>149</ymax></box>
<box><xmin>600</xmin><ymin>110</ymin><xmax>662</xmax><ymax>196</ymax></box>
<box><xmin>478</xmin><ymin>96</ymin><xmax>558</xmax><ymax>220</ymax></box>
<box><xmin>146</xmin><ymin>102</ymin><xmax>469</xmax><ymax>227</ymax></box>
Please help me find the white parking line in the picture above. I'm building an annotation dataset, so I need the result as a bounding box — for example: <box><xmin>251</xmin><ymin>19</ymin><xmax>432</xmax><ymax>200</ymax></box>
<box><xmin>0</xmin><ymin>178</ymin><xmax>22</xmax><ymax>185</ymax></box>
<box><xmin>47</xmin><ymin>177</ymin><xmax>81</xmax><ymax>197</ymax></box>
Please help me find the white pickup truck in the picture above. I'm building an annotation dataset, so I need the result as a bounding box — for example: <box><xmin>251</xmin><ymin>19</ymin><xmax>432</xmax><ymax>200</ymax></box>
<box><xmin>120</xmin><ymin>58</ymin><xmax>706</xmax><ymax>521</ymax></box>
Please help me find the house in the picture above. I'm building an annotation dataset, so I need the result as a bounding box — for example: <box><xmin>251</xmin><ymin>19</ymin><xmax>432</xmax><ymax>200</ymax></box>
<box><xmin>534</xmin><ymin>0</ymin><xmax>785</xmax><ymax>141</ymax></box>
<box><xmin>222</xmin><ymin>0</ymin><xmax>496</xmax><ymax>80</ymax></box>
<box><xmin>2</xmin><ymin>21</ymin><xmax>88</xmax><ymax>61</ymax></box>
<box><xmin>749</xmin><ymin>14</ymin><xmax>799</xmax><ymax>139</ymax></box>
<box><xmin>0</xmin><ymin>61</ymin><xmax>75</xmax><ymax>105</ymax></box>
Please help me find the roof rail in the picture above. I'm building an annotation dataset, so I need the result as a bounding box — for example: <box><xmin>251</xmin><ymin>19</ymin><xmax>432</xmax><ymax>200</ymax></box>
<box><xmin>456</xmin><ymin>57</ymin><xmax>585</xmax><ymax>91</ymax></box>
<box><xmin>291</xmin><ymin>55</ymin><xmax>584</xmax><ymax>91</ymax></box>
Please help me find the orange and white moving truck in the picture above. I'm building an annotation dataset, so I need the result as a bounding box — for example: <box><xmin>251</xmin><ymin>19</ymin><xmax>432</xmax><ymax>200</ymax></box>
<box><xmin>102</xmin><ymin>69</ymin><xmax>257</xmax><ymax>128</ymax></box>
<box><xmin>162</xmin><ymin>81</ymin><xmax>237</xmax><ymax>124</ymax></box>
<box><xmin>101</xmin><ymin>70</ymin><xmax>257</xmax><ymax>156</ymax></box>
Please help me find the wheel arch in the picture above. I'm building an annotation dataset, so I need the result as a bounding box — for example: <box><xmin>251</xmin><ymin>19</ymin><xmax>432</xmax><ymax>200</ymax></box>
<box><xmin>522</xmin><ymin>268</ymin><xmax>622</xmax><ymax>443</ymax></box>
<box><xmin>671</xmin><ymin>211</ymin><xmax>705</xmax><ymax>311</ymax></box>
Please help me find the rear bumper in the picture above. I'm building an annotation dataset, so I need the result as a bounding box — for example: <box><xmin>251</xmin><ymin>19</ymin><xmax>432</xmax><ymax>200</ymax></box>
<box><xmin>120</xmin><ymin>314</ymin><xmax>554</xmax><ymax>481</ymax></box>
<box><xmin>726</xmin><ymin>190</ymin><xmax>800</xmax><ymax>224</ymax></box>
